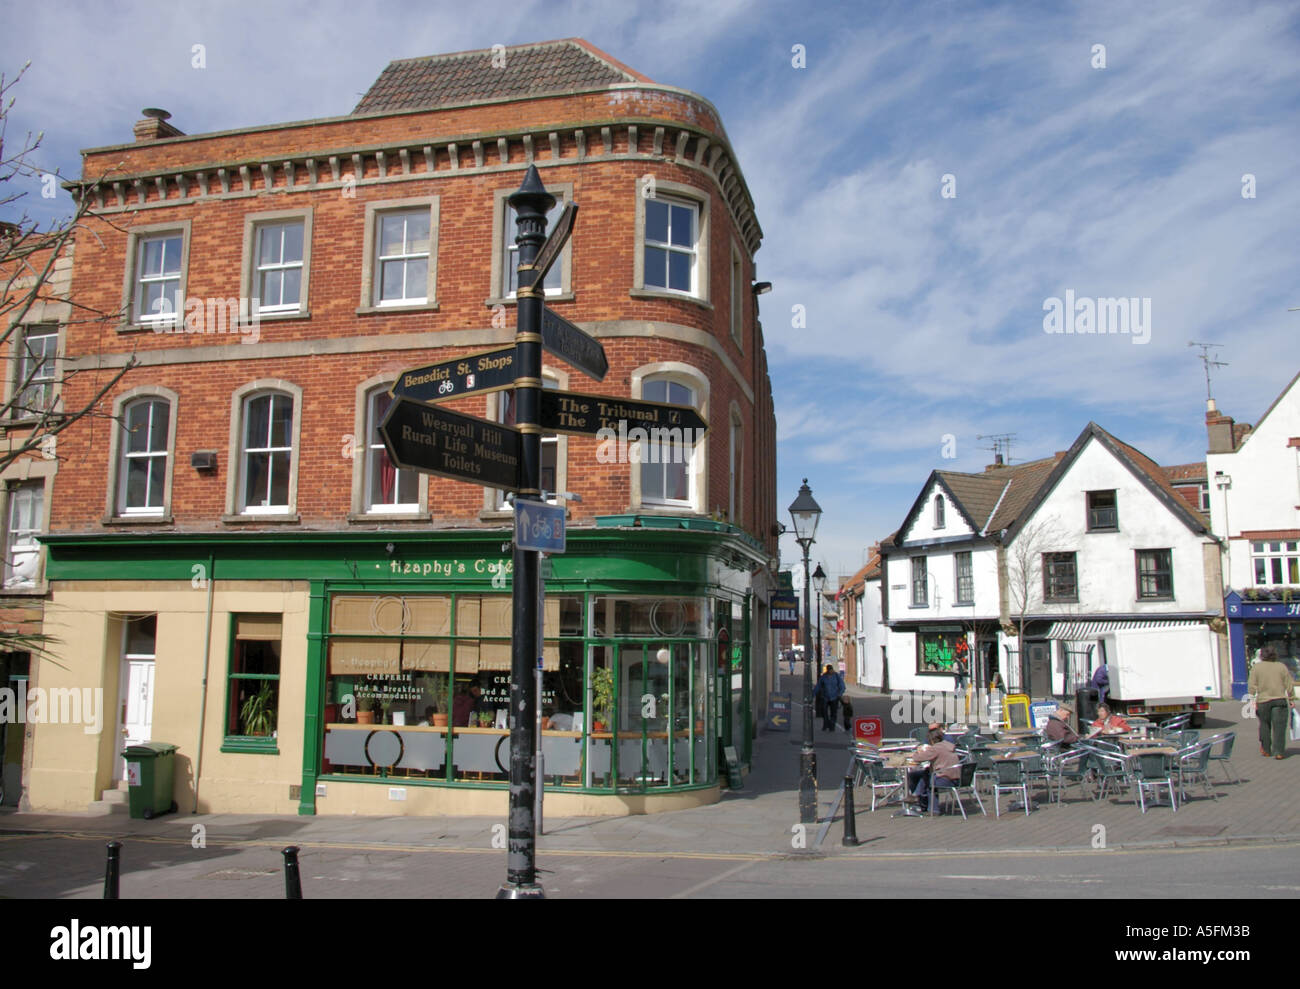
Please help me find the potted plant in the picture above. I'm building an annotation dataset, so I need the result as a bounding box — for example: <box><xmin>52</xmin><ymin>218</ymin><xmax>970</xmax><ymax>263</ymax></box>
<box><xmin>479</xmin><ymin>711</ymin><xmax>496</xmax><ymax>728</ymax></box>
<box><xmin>240</xmin><ymin>682</ymin><xmax>277</xmax><ymax>736</ymax></box>
<box><xmin>356</xmin><ymin>696</ymin><xmax>376</xmax><ymax>724</ymax></box>
<box><xmin>591</xmin><ymin>666</ymin><xmax>614</xmax><ymax>732</ymax></box>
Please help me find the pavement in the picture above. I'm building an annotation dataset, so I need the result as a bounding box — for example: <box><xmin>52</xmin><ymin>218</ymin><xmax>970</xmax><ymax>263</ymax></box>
<box><xmin>1</xmin><ymin>670</ymin><xmax>1296</xmax><ymax>897</ymax></box>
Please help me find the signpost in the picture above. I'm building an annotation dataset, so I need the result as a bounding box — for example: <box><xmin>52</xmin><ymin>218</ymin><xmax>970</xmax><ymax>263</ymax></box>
<box><xmin>379</xmin><ymin>398</ymin><xmax>521</xmax><ymax>490</ymax></box>
<box><xmin>540</xmin><ymin>308</ymin><xmax>608</xmax><ymax>382</ymax></box>
<box><xmin>390</xmin><ymin>347</ymin><xmax>516</xmax><ymax>404</ymax></box>
<box><xmin>538</xmin><ymin>389</ymin><xmax>707</xmax><ymax>438</ymax></box>
<box><xmin>376</xmin><ymin>169</ymin><xmax>706</xmax><ymax>900</ymax></box>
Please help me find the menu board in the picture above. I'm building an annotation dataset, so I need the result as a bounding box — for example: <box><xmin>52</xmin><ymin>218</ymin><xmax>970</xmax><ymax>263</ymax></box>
<box><xmin>1004</xmin><ymin>693</ymin><xmax>1031</xmax><ymax>729</ymax></box>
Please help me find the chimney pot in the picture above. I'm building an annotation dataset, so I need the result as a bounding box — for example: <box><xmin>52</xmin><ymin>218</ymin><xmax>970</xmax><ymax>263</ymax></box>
<box><xmin>133</xmin><ymin>108</ymin><xmax>184</xmax><ymax>142</ymax></box>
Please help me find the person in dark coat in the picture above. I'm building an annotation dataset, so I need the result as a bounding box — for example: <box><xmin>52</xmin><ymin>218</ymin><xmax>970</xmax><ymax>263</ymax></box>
<box><xmin>813</xmin><ymin>664</ymin><xmax>845</xmax><ymax>731</ymax></box>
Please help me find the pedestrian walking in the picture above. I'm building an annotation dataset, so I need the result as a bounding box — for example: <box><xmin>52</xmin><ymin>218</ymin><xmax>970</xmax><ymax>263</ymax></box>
<box><xmin>814</xmin><ymin>664</ymin><xmax>844</xmax><ymax>732</ymax></box>
<box><xmin>1090</xmin><ymin>661</ymin><xmax>1110</xmax><ymax>708</ymax></box>
<box><xmin>1248</xmin><ymin>646</ymin><xmax>1296</xmax><ymax>759</ymax></box>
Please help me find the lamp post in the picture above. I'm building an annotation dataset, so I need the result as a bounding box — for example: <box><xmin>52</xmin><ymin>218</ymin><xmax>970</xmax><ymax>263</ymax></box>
<box><xmin>788</xmin><ymin>479</ymin><xmax>823</xmax><ymax>824</ymax></box>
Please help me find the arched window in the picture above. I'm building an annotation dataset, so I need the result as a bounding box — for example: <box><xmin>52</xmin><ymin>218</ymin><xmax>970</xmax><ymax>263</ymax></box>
<box><xmin>240</xmin><ymin>391</ymin><xmax>294</xmax><ymax>513</ymax></box>
<box><xmin>641</xmin><ymin>378</ymin><xmax>697</xmax><ymax>507</ymax></box>
<box><xmin>934</xmin><ymin>494</ymin><xmax>946</xmax><ymax>529</ymax></box>
<box><xmin>365</xmin><ymin>388</ymin><xmax>419</xmax><ymax>512</ymax></box>
<box><xmin>118</xmin><ymin>397</ymin><xmax>171</xmax><ymax>515</ymax></box>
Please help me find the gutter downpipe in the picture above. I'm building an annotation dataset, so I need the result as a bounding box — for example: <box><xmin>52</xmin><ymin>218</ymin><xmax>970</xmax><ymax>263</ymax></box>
<box><xmin>192</xmin><ymin>550</ymin><xmax>216</xmax><ymax>813</ymax></box>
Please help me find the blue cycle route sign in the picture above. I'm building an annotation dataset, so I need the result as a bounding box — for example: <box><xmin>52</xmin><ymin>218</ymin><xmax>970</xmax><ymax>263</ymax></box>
<box><xmin>515</xmin><ymin>501</ymin><xmax>566</xmax><ymax>554</ymax></box>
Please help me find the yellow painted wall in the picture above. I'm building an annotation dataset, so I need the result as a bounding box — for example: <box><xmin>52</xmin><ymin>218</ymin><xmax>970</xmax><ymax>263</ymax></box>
<box><xmin>28</xmin><ymin>581</ymin><xmax>309</xmax><ymax>814</ymax></box>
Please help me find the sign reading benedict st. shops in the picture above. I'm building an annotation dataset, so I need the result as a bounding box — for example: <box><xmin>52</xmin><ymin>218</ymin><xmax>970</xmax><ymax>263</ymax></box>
<box><xmin>380</xmin><ymin>397</ymin><xmax>521</xmax><ymax>490</ymax></box>
<box><xmin>390</xmin><ymin>347</ymin><xmax>517</xmax><ymax>404</ymax></box>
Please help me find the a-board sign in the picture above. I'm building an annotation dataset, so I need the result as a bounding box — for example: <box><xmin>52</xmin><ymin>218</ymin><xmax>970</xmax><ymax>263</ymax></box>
<box><xmin>379</xmin><ymin>398</ymin><xmax>521</xmax><ymax>491</ymax></box>
<box><xmin>541</xmin><ymin>308</ymin><xmax>608</xmax><ymax>382</ymax></box>
<box><xmin>766</xmin><ymin>691</ymin><xmax>792</xmax><ymax>731</ymax></box>
<box><xmin>723</xmin><ymin>744</ymin><xmax>743</xmax><ymax>789</ymax></box>
<box><xmin>538</xmin><ymin>389</ymin><xmax>707</xmax><ymax>438</ymax></box>
<box><xmin>769</xmin><ymin>593</ymin><xmax>798</xmax><ymax>629</ymax></box>
<box><xmin>1030</xmin><ymin>700</ymin><xmax>1059</xmax><ymax>730</ymax></box>
<box><xmin>853</xmin><ymin>716</ymin><xmax>883</xmax><ymax>744</ymax></box>
<box><xmin>1004</xmin><ymin>693</ymin><xmax>1032</xmax><ymax>730</ymax></box>
<box><xmin>390</xmin><ymin>347</ymin><xmax>516</xmax><ymax>404</ymax></box>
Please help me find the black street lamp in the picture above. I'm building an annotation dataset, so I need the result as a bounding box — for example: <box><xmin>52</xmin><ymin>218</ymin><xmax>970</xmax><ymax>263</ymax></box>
<box><xmin>788</xmin><ymin>479</ymin><xmax>822</xmax><ymax>824</ymax></box>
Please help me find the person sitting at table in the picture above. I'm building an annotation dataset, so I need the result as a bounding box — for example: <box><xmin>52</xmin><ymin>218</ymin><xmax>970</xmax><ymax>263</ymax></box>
<box><xmin>419</xmin><ymin>705</ymin><xmax>436</xmax><ymax>726</ymax></box>
<box><xmin>907</xmin><ymin>726</ymin><xmax>961</xmax><ymax>812</ymax></box>
<box><xmin>1043</xmin><ymin>702</ymin><xmax>1080</xmax><ymax>747</ymax></box>
<box><xmin>1087</xmin><ymin>704</ymin><xmax>1130</xmax><ymax>735</ymax></box>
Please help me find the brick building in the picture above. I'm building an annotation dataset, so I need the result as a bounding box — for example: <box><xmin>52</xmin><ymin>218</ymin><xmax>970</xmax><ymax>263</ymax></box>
<box><xmin>20</xmin><ymin>39</ymin><xmax>778</xmax><ymax>816</ymax></box>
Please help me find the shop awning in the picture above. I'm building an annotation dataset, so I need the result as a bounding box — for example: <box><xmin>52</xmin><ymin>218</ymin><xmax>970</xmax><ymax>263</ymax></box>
<box><xmin>1044</xmin><ymin>619</ymin><xmax>1204</xmax><ymax>640</ymax></box>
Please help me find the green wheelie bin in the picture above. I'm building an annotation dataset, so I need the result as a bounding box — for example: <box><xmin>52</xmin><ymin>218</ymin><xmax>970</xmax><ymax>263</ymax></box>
<box><xmin>124</xmin><ymin>741</ymin><xmax>179</xmax><ymax>819</ymax></box>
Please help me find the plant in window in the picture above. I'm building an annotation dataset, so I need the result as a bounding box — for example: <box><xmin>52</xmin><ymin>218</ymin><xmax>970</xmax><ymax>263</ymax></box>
<box><xmin>478</xmin><ymin>711</ymin><xmax>496</xmax><ymax>728</ymax></box>
<box><xmin>239</xmin><ymin>682</ymin><xmax>277</xmax><ymax>736</ymax></box>
<box><xmin>591</xmin><ymin>666</ymin><xmax>614</xmax><ymax>730</ymax></box>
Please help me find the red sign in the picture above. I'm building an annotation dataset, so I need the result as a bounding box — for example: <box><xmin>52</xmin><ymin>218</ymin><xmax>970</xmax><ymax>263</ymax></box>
<box><xmin>853</xmin><ymin>716</ymin><xmax>883</xmax><ymax>744</ymax></box>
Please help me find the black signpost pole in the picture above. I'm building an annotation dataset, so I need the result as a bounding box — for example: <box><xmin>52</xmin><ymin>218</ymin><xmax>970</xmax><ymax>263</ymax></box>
<box><xmin>497</xmin><ymin>166</ymin><xmax>555</xmax><ymax>900</ymax></box>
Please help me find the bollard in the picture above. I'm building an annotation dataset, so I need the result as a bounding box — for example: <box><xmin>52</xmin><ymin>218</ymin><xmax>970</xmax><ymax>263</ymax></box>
<box><xmin>103</xmin><ymin>841</ymin><xmax>122</xmax><ymax>899</ymax></box>
<box><xmin>841</xmin><ymin>776</ymin><xmax>860</xmax><ymax>846</ymax></box>
<box><xmin>282</xmin><ymin>845</ymin><xmax>303</xmax><ymax>899</ymax></box>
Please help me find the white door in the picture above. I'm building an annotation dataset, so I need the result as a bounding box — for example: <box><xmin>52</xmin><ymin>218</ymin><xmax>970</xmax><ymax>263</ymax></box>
<box><xmin>118</xmin><ymin>660</ymin><xmax>155</xmax><ymax>780</ymax></box>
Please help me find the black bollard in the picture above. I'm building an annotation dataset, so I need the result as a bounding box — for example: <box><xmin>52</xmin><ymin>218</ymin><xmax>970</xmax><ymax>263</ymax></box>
<box><xmin>103</xmin><ymin>841</ymin><xmax>122</xmax><ymax>899</ymax></box>
<box><xmin>841</xmin><ymin>776</ymin><xmax>861</xmax><ymax>846</ymax></box>
<box><xmin>282</xmin><ymin>846</ymin><xmax>303</xmax><ymax>899</ymax></box>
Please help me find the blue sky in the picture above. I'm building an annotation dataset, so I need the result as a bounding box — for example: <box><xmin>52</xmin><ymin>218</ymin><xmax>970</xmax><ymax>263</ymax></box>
<box><xmin>4</xmin><ymin>0</ymin><xmax>1299</xmax><ymax>584</ymax></box>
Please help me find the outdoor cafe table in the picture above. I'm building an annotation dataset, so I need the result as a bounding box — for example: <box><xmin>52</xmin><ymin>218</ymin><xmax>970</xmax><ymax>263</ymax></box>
<box><xmin>882</xmin><ymin>751</ymin><xmax>930</xmax><ymax>818</ymax></box>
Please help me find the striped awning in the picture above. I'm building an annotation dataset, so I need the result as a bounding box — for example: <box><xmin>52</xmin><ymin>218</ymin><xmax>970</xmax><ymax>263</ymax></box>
<box><xmin>1044</xmin><ymin>619</ymin><xmax>1204</xmax><ymax>641</ymax></box>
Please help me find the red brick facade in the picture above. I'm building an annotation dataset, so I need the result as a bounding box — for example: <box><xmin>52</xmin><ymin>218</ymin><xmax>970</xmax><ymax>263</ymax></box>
<box><xmin>56</xmin><ymin>49</ymin><xmax>778</xmax><ymax>547</ymax></box>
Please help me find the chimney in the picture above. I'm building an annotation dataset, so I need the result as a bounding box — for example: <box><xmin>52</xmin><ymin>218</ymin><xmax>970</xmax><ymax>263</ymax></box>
<box><xmin>1207</xmin><ymin>405</ymin><xmax>1236</xmax><ymax>454</ymax></box>
<box><xmin>133</xmin><ymin>108</ymin><xmax>184</xmax><ymax>143</ymax></box>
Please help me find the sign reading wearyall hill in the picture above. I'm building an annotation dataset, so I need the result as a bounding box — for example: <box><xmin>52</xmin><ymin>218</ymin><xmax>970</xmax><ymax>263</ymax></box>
<box><xmin>379</xmin><ymin>397</ymin><xmax>521</xmax><ymax>490</ymax></box>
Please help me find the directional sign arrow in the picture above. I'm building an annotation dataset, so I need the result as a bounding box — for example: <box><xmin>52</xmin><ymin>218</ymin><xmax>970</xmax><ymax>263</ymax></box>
<box><xmin>541</xmin><ymin>307</ymin><xmax>608</xmax><ymax>382</ymax></box>
<box><xmin>530</xmin><ymin>201</ymin><xmax>577</xmax><ymax>286</ymax></box>
<box><xmin>391</xmin><ymin>347</ymin><xmax>517</xmax><ymax>405</ymax></box>
<box><xmin>538</xmin><ymin>389</ymin><xmax>707</xmax><ymax>438</ymax></box>
<box><xmin>379</xmin><ymin>397</ymin><xmax>521</xmax><ymax>491</ymax></box>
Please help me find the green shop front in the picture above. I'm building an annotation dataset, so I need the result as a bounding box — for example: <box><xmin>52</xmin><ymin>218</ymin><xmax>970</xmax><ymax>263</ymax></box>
<box><xmin>39</xmin><ymin>518</ymin><xmax>770</xmax><ymax>817</ymax></box>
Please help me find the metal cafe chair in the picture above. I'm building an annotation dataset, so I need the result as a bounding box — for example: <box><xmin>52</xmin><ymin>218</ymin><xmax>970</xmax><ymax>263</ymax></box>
<box><xmin>1020</xmin><ymin>753</ymin><xmax>1054</xmax><ymax>805</ymax></box>
<box><xmin>1203</xmin><ymin>731</ymin><xmax>1240</xmax><ymax>784</ymax></box>
<box><xmin>1088</xmin><ymin>749</ymin><xmax>1135</xmax><ymax>803</ymax></box>
<box><xmin>866</xmin><ymin>759</ymin><xmax>905</xmax><ymax>812</ymax></box>
<box><xmin>1047</xmin><ymin>748</ymin><xmax>1092</xmax><ymax>804</ymax></box>
<box><xmin>970</xmin><ymin>745</ymin><xmax>998</xmax><ymax>795</ymax></box>
<box><xmin>1174</xmin><ymin>742</ymin><xmax>1218</xmax><ymax>803</ymax></box>
<box><xmin>933</xmin><ymin>760</ymin><xmax>987</xmax><ymax>819</ymax></box>
<box><xmin>1157</xmin><ymin>713</ymin><xmax>1192</xmax><ymax>735</ymax></box>
<box><xmin>1132</xmin><ymin>751</ymin><xmax>1178</xmax><ymax>813</ymax></box>
<box><xmin>993</xmin><ymin>759</ymin><xmax>1033</xmax><ymax>817</ymax></box>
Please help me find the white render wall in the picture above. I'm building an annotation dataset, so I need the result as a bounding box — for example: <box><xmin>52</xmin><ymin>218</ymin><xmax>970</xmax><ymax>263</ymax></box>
<box><xmin>1206</xmin><ymin>384</ymin><xmax>1300</xmax><ymax>589</ymax></box>
<box><xmin>1008</xmin><ymin>438</ymin><xmax>1215</xmax><ymax>615</ymax></box>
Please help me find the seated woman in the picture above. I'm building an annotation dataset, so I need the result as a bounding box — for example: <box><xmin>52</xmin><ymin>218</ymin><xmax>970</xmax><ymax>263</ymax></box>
<box><xmin>1088</xmin><ymin>704</ymin><xmax>1130</xmax><ymax>735</ymax></box>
